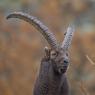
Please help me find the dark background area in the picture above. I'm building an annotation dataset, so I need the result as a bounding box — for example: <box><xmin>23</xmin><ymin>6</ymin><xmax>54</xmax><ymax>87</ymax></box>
<box><xmin>0</xmin><ymin>0</ymin><xmax>95</xmax><ymax>95</ymax></box>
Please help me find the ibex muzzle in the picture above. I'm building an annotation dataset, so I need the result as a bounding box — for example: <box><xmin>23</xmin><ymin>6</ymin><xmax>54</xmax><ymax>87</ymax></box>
<box><xmin>6</xmin><ymin>12</ymin><xmax>75</xmax><ymax>95</ymax></box>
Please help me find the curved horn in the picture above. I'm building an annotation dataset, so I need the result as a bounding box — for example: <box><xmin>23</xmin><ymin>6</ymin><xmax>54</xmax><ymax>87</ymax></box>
<box><xmin>61</xmin><ymin>25</ymin><xmax>75</xmax><ymax>51</ymax></box>
<box><xmin>6</xmin><ymin>12</ymin><xmax>59</xmax><ymax>50</ymax></box>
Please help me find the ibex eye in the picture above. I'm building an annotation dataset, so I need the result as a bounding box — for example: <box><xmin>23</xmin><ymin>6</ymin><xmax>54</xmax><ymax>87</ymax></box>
<box><xmin>51</xmin><ymin>51</ymin><xmax>58</xmax><ymax>59</ymax></box>
<box><xmin>52</xmin><ymin>52</ymin><xmax>57</xmax><ymax>56</ymax></box>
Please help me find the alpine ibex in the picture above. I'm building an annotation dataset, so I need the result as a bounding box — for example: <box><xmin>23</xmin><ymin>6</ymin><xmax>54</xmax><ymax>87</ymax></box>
<box><xmin>6</xmin><ymin>12</ymin><xmax>75</xmax><ymax>95</ymax></box>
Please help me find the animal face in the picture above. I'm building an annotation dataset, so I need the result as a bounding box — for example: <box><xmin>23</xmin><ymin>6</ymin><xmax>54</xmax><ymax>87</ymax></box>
<box><xmin>45</xmin><ymin>47</ymin><xmax>69</xmax><ymax>74</ymax></box>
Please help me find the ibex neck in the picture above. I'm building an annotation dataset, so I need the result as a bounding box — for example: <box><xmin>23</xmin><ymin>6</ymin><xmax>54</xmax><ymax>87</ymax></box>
<box><xmin>33</xmin><ymin>58</ymin><xmax>70</xmax><ymax>95</ymax></box>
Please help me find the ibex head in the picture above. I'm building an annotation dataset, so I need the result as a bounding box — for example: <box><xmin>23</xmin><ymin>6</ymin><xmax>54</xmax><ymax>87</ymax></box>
<box><xmin>6</xmin><ymin>12</ymin><xmax>75</xmax><ymax>74</ymax></box>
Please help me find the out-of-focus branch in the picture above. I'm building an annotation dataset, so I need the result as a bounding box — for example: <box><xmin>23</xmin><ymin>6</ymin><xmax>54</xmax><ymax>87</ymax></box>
<box><xmin>86</xmin><ymin>55</ymin><xmax>95</xmax><ymax>65</ymax></box>
<box><xmin>79</xmin><ymin>80</ymin><xmax>90</xmax><ymax>95</ymax></box>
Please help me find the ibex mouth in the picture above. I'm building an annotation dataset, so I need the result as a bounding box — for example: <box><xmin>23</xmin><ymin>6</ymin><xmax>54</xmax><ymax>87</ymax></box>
<box><xmin>58</xmin><ymin>66</ymin><xmax>68</xmax><ymax>74</ymax></box>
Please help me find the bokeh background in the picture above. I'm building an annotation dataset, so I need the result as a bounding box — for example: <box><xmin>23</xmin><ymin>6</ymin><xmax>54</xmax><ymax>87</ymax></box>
<box><xmin>0</xmin><ymin>0</ymin><xmax>95</xmax><ymax>95</ymax></box>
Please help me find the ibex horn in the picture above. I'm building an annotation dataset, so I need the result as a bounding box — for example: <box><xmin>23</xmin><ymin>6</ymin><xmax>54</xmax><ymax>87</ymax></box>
<box><xmin>6</xmin><ymin>12</ymin><xmax>59</xmax><ymax>50</ymax></box>
<box><xmin>61</xmin><ymin>25</ymin><xmax>75</xmax><ymax>51</ymax></box>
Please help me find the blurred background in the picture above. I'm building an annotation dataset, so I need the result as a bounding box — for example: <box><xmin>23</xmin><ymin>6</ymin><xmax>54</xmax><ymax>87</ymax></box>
<box><xmin>0</xmin><ymin>0</ymin><xmax>95</xmax><ymax>95</ymax></box>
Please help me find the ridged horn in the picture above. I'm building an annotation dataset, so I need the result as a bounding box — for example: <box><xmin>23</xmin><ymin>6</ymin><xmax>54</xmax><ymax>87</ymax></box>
<box><xmin>6</xmin><ymin>12</ymin><xmax>59</xmax><ymax>50</ymax></box>
<box><xmin>61</xmin><ymin>25</ymin><xmax>75</xmax><ymax>51</ymax></box>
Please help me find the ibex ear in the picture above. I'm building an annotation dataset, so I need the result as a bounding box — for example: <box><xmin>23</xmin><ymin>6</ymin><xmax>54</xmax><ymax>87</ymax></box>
<box><xmin>44</xmin><ymin>47</ymin><xmax>51</xmax><ymax>59</ymax></box>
